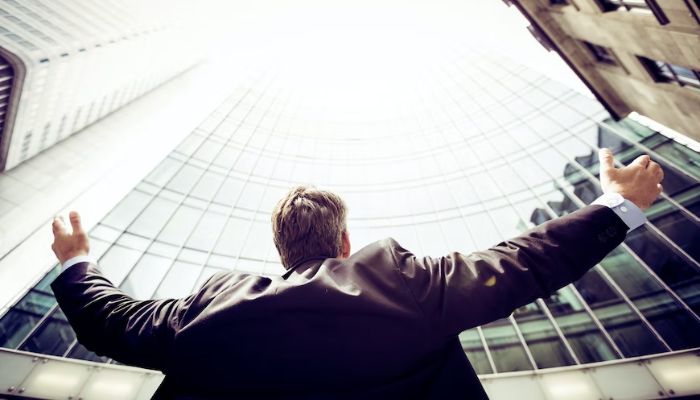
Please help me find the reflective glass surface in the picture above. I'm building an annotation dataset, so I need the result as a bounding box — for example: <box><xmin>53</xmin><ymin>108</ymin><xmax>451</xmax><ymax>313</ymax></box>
<box><xmin>1</xmin><ymin>51</ymin><xmax>698</xmax><ymax>374</ymax></box>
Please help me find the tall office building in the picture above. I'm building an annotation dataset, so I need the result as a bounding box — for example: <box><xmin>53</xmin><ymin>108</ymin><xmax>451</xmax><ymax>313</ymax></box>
<box><xmin>0</xmin><ymin>41</ymin><xmax>697</xmax><ymax>398</ymax></box>
<box><xmin>508</xmin><ymin>0</ymin><xmax>700</xmax><ymax>142</ymax></box>
<box><xmin>0</xmin><ymin>0</ymin><xmax>198</xmax><ymax>171</ymax></box>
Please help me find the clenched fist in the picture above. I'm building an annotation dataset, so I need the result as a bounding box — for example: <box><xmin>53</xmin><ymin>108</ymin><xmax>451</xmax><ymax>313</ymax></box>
<box><xmin>51</xmin><ymin>211</ymin><xmax>90</xmax><ymax>264</ymax></box>
<box><xmin>598</xmin><ymin>148</ymin><xmax>664</xmax><ymax>210</ymax></box>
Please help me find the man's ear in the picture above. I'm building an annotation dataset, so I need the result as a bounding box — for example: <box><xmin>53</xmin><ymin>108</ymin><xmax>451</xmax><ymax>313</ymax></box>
<box><xmin>341</xmin><ymin>231</ymin><xmax>351</xmax><ymax>258</ymax></box>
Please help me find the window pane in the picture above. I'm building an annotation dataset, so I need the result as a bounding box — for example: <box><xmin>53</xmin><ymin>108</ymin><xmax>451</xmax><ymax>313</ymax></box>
<box><xmin>512</xmin><ymin>302</ymin><xmax>576</xmax><ymax>368</ymax></box>
<box><xmin>458</xmin><ymin>329</ymin><xmax>493</xmax><ymax>374</ymax></box>
<box><xmin>120</xmin><ymin>254</ymin><xmax>173</xmax><ymax>299</ymax></box>
<box><xmin>145</xmin><ymin>157</ymin><xmax>181</xmax><ymax>187</ymax></box>
<box><xmin>102</xmin><ymin>191</ymin><xmax>152</xmax><ymax>230</ymax></box>
<box><xmin>624</xmin><ymin>225</ymin><xmax>700</xmax><ymax>314</ymax></box>
<box><xmin>192</xmin><ymin>171</ymin><xmax>225</xmax><ymax>200</ymax></box>
<box><xmin>98</xmin><ymin>245</ymin><xmax>143</xmax><ymax>286</ymax></box>
<box><xmin>158</xmin><ymin>205</ymin><xmax>204</xmax><ymax>246</ymax></box>
<box><xmin>187</xmin><ymin>210</ymin><xmax>229</xmax><ymax>252</ymax></box>
<box><xmin>20</xmin><ymin>309</ymin><xmax>75</xmax><ymax>356</ymax></box>
<box><xmin>599</xmin><ymin>247</ymin><xmax>700</xmax><ymax>349</ymax></box>
<box><xmin>0</xmin><ymin>306</ymin><xmax>45</xmax><ymax>348</ymax></box>
<box><xmin>574</xmin><ymin>269</ymin><xmax>667</xmax><ymax>356</ymax></box>
<box><xmin>166</xmin><ymin>164</ymin><xmax>204</xmax><ymax>194</ymax></box>
<box><xmin>481</xmin><ymin>319</ymin><xmax>533</xmax><ymax>372</ymax></box>
<box><xmin>240</xmin><ymin>220</ymin><xmax>273</xmax><ymax>259</ymax></box>
<box><xmin>542</xmin><ymin>287</ymin><xmax>619</xmax><ymax>363</ymax></box>
<box><xmin>129</xmin><ymin>196</ymin><xmax>179</xmax><ymax>238</ymax></box>
<box><xmin>154</xmin><ymin>261</ymin><xmax>203</xmax><ymax>298</ymax></box>
<box><xmin>214</xmin><ymin>217</ymin><xmax>250</xmax><ymax>257</ymax></box>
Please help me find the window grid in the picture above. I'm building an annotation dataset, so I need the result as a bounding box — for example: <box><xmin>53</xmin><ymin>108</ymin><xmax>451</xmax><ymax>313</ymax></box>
<box><xmin>442</xmin><ymin>62</ymin><xmax>626</xmax><ymax>363</ymax></box>
<box><xmin>47</xmin><ymin>80</ymin><xmax>272</xmax><ymax>358</ymax></box>
<box><xmin>0</xmin><ymin>52</ymin><xmax>697</xmax><ymax>372</ymax></box>
<box><xmin>408</xmin><ymin>59</ymin><xmax>598</xmax><ymax>369</ymax></box>
<box><xmin>487</xmin><ymin>57</ymin><xmax>700</xmax><ymax>302</ymax></box>
<box><xmin>462</xmin><ymin>53</ymin><xmax>698</xmax><ymax>353</ymax></box>
<box><xmin>409</xmin><ymin>89</ymin><xmax>542</xmax><ymax>372</ymax></box>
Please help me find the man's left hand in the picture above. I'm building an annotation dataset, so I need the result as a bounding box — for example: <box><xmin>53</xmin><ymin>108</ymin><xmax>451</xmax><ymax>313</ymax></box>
<box><xmin>51</xmin><ymin>211</ymin><xmax>90</xmax><ymax>264</ymax></box>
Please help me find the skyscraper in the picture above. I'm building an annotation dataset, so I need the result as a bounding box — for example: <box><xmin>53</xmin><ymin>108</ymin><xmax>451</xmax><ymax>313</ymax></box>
<box><xmin>508</xmin><ymin>0</ymin><xmax>700</xmax><ymax>142</ymax></box>
<box><xmin>0</xmin><ymin>0</ymin><xmax>198</xmax><ymax>171</ymax></box>
<box><xmin>0</xmin><ymin>39</ymin><xmax>697</xmax><ymax>398</ymax></box>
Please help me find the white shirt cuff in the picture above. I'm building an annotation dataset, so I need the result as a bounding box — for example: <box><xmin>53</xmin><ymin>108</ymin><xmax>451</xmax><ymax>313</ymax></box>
<box><xmin>592</xmin><ymin>193</ymin><xmax>647</xmax><ymax>232</ymax></box>
<box><xmin>61</xmin><ymin>255</ymin><xmax>95</xmax><ymax>272</ymax></box>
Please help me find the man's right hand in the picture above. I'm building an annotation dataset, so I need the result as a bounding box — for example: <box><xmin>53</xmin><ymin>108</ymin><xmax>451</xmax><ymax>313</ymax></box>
<box><xmin>598</xmin><ymin>148</ymin><xmax>664</xmax><ymax>210</ymax></box>
<box><xmin>51</xmin><ymin>211</ymin><xmax>90</xmax><ymax>265</ymax></box>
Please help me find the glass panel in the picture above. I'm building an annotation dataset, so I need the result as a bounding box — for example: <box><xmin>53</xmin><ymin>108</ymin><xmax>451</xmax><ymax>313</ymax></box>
<box><xmin>669</xmin><ymin>64</ymin><xmax>698</xmax><ymax>82</ymax></box>
<box><xmin>144</xmin><ymin>157</ymin><xmax>181</xmax><ymax>187</ymax></box>
<box><xmin>128</xmin><ymin>196</ymin><xmax>179</xmax><ymax>238</ymax></box>
<box><xmin>542</xmin><ymin>287</ymin><xmax>619</xmax><ymax>363</ymax></box>
<box><xmin>214</xmin><ymin>217</ymin><xmax>249</xmax><ymax>257</ymax></box>
<box><xmin>512</xmin><ymin>302</ymin><xmax>576</xmax><ymax>368</ymax></box>
<box><xmin>101</xmin><ymin>191</ymin><xmax>152</xmax><ymax>230</ymax></box>
<box><xmin>166</xmin><ymin>164</ymin><xmax>204</xmax><ymax>194</ymax></box>
<box><xmin>651</xmin><ymin>140</ymin><xmax>700</xmax><ymax>181</ymax></box>
<box><xmin>458</xmin><ymin>329</ymin><xmax>493</xmax><ymax>374</ymax></box>
<box><xmin>120</xmin><ymin>254</ymin><xmax>173</xmax><ymax>300</ymax></box>
<box><xmin>574</xmin><ymin>269</ymin><xmax>667</xmax><ymax>357</ymax></box>
<box><xmin>20</xmin><ymin>309</ymin><xmax>75</xmax><ymax>356</ymax></box>
<box><xmin>599</xmin><ymin>247</ymin><xmax>700</xmax><ymax>349</ymax></box>
<box><xmin>624</xmin><ymin>225</ymin><xmax>700</xmax><ymax>314</ymax></box>
<box><xmin>0</xmin><ymin>306</ymin><xmax>46</xmax><ymax>348</ymax></box>
<box><xmin>157</xmin><ymin>205</ymin><xmax>204</xmax><ymax>246</ymax></box>
<box><xmin>645</xmin><ymin>199</ymin><xmax>700</xmax><ymax>261</ymax></box>
<box><xmin>192</xmin><ymin>171</ymin><xmax>225</xmax><ymax>200</ymax></box>
<box><xmin>97</xmin><ymin>245</ymin><xmax>143</xmax><ymax>286</ymax></box>
<box><xmin>481</xmin><ymin>319</ymin><xmax>533</xmax><ymax>372</ymax></box>
<box><xmin>187</xmin><ymin>210</ymin><xmax>229</xmax><ymax>252</ymax></box>
<box><xmin>240</xmin><ymin>220</ymin><xmax>274</xmax><ymax>259</ymax></box>
<box><xmin>154</xmin><ymin>261</ymin><xmax>203</xmax><ymax>299</ymax></box>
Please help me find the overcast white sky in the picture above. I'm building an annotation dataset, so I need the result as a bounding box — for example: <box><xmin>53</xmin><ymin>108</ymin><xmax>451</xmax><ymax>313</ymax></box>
<box><xmin>191</xmin><ymin>0</ymin><xmax>590</xmax><ymax>95</ymax></box>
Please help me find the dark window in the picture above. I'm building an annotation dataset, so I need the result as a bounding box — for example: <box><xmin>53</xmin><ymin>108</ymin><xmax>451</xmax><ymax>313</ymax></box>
<box><xmin>597</xmin><ymin>0</ymin><xmax>648</xmax><ymax>11</ymax></box>
<box><xmin>583</xmin><ymin>41</ymin><xmax>617</xmax><ymax>65</ymax></box>
<box><xmin>550</xmin><ymin>0</ymin><xmax>569</xmax><ymax>5</ymax></box>
<box><xmin>596</xmin><ymin>0</ymin><xmax>669</xmax><ymax>24</ymax></box>
<box><xmin>639</xmin><ymin>56</ymin><xmax>700</xmax><ymax>90</ymax></box>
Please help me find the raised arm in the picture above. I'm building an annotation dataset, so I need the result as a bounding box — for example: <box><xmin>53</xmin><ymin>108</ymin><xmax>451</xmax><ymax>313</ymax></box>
<box><xmin>391</xmin><ymin>205</ymin><xmax>627</xmax><ymax>337</ymax></box>
<box><xmin>49</xmin><ymin>212</ymin><xmax>225</xmax><ymax>370</ymax></box>
<box><xmin>391</xmin><ymin>149</ymin><xmax>663</xmax><ymax>338</ymax></box>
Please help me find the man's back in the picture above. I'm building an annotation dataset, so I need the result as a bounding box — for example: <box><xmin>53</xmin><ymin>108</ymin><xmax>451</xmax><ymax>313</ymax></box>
<box><xmin>51</xmin><ymin>205</ymin><xmax>630</xmax><ymax>399</ymax></box>
<box><xmin>162</xmin><ymin>239</ymin><xmax>485</xmax><ymax>398</ymax></box>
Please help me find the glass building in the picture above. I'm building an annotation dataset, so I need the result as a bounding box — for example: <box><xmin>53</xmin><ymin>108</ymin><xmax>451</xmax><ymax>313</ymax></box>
<box><xmin>0</xmin><ymin>45</ymin><xmax>698</xmax><ymax>398</ymax></box>
<box><xmin>0</xmin><ymin>0</ymin><xmax>198</xmax><ymax>171</ymax></box>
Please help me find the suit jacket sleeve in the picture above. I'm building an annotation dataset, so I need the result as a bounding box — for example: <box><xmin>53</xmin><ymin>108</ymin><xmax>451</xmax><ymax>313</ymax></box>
<box><xmin>50</xmin><ymin>263</ymin><xmax>228</xmax><ymax>371</ymax></box>
<box><xmin>389</xmin><ymin>204</ymin><xmax>629</xmax><ymax>337</ymax></box>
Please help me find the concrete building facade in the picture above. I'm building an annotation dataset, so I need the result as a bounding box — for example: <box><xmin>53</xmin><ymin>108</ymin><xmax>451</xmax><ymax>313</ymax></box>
<box><xmin>0</xmin><ymin>0</ymin><xmax>199</xmax><ymax>171</ymax></box>
<box><xmin>509</xmin><ymin>0</ymin><xmax>700</xmax><ymax>142</ymax></box>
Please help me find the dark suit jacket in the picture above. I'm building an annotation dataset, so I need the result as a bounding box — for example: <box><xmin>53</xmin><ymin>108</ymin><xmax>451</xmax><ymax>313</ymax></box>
<box><xmin>51</xmin><ymin>205</ymin><xmax>628</xmax><ymax>399</ymax></box>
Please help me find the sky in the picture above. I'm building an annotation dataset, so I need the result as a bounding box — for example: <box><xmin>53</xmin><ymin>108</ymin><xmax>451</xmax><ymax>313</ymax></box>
<box><xmin>191</xmin><ymin>0</ymin><xmax>591</xmax><ymax>95</ymax></box>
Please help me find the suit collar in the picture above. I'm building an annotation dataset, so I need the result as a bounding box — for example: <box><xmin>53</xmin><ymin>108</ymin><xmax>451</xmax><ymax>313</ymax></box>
<box><xmin>281</xmin><ymin>256</ymin><xmax>328</xmax><ymax>280</ymax></box>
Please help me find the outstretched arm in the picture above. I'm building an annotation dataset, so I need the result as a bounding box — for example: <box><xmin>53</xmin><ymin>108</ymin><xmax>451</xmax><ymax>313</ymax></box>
<box><xmin>392</xmin><ymin>149</ymin><xmax>663</xmax><ymax>337</ymax></box>
<box><xmin>49</xmin><ymin>213</ymin><xmax>225</xmax><ymax>370</ymax></box>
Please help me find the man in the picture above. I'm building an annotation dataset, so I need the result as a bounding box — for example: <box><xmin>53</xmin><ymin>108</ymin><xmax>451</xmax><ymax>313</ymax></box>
<box><xmin>50</xmin><ymin>148</ymin><xmax>663</xmax><ymax>399</ymax></box>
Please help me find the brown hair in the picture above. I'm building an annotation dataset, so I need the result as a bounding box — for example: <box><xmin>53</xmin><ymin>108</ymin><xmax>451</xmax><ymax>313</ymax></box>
<box><xmin>271</xmin><ymin>185</ymin><xmax>347</xmax><ymax>269</ymax></box>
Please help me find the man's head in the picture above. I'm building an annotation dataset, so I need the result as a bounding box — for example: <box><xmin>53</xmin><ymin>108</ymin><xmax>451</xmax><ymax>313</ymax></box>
<box><xmin>272</xmin><ymin>185</ymin><xmax>350</xmax><ymax>269</ymax></box>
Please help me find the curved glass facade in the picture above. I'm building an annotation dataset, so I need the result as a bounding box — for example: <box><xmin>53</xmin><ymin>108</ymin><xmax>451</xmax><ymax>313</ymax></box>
<box><xmin>0</xmin><ymin>50</ymin><xmax>698</xmax><ymax>373</ymax></box>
